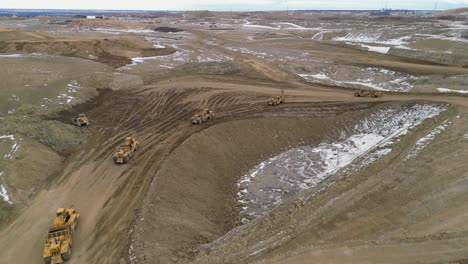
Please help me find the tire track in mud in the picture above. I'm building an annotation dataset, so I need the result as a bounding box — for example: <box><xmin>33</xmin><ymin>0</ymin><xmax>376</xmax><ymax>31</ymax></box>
<box><xmin>2</xmin><ymin>71</ymin><xmax>465</xmax><ymax>264</ymax></box>
<box><xmin>71</xmin><ymin>85</ymin><xmax>302</xmax><ymax>263</ymax></box>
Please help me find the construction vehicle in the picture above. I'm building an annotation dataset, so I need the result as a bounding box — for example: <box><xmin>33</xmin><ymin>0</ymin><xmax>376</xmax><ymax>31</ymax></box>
<box><xmin>191</xmin><ymin>109</ymin><xmax>214</xmax><ymax>124</ymax></box>
<box><xmin>463</xmin><ymin>64</ymin><xmax>468</xmax><ymax>68</ymax></box>
<box><xmin>113</xmin><ymin>137</ymin><xmax>138</xmax><ymax>164</ymax></box>
<box><xmin>71</xmin><ymin>114</ymin><xmax>89</xmax><ymax>127</ymax></box>
<box><xmin>43</xmin><ymin>207</ymin><xmax>80</xmax><ymax>264</ymax></box>
<box><xmin>268</xmin><ymin>96</ymin><xmax>286</xmax><ymax>106</ymax></box>
<box><xmin>354</xmin><ymin>88</ymin><xmax>382</xmax><ymax>98</ymax></box>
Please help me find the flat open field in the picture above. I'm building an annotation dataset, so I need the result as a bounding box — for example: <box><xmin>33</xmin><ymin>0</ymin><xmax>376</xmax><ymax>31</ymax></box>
<box><xmin>0</xmin><ymin>9</ymin><xmax>468</xmax><ymax>264</ymax></box>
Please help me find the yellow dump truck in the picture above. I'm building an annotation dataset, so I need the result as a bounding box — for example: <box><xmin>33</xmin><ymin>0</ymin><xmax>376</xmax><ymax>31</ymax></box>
<box><xmin>354</xmin><ymin>89</ymin><xmax>382</xmax><ymax>98</ymax></box>
<box><xmin>113</xmin><ymin>137</ymin><xmax>138</xmax><ymax>164</ymax></box>
<box><xmin>71</xmin><ymin>114</ymin><xmax>89</xmax><ymax>127</ymax></box>
<box><xmin>43</xmin><ymin>207</ymin><xmax>79</xmax><ymax>264</ymax></box>
<box><xmin>191</xmin><ymin>109</ymin><xmax>214</xmax><ymax>124</ymax></box>
<box><xmin>268</xmin><ymin>96</ymin><xmax>285</xmax><ymax>106</ymax></box>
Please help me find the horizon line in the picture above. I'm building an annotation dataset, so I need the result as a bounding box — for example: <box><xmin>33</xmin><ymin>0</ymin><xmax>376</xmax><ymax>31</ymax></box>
<box><xmin>0</xmin><ymin>8</ymin><xmax>448</xmax><ymax>11</ymax></box>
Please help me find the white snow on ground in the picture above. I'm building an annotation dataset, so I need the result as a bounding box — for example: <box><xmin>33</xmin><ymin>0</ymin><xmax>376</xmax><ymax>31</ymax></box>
<box><xmin>311</xmin><ymin>30</ymin><xmax>330</xmax><ymax>40</ymax></box>
<box><xmin>0</xmin><ymin>54</ymin><xmax>27</xmax><ymax>58</ymax></box>
<box><xmin>334</xmin><ymin>33</ymin><xmax>411</xmax><ymax>45</ymax></box>
<box><xmin>58</xmin><ymin>80</ymin><xmax>80</xmax><ymax>104</ymax></box>
<box><xmin>238</xmin><ymin>104</ymin><xmax>447</xmax><ymax>222</ymax></box>
<box><xmin>359</xmin><ymin>44</ymin><xmax>391</xmax><ymax>54</ymax></box>
<box><xmin>226</xmin><ymin>46</ymin><xmax>320</xmax><ymax>63</ymax></box>
<box><xmin>405</xmin><ymin>120</ymin><xmax>450</xmax><ymax>160</ymax></box>
<box><xmin>129</xmin><ymin>56</ymin><xmax>164</xmax><ymax>65</ymax></box>
<box><xmin>145</xmin><ymin>37</ymin><xmax>166</xmax><ymax>48</ymax></box>
<box><xmin>87</xmin><ymin>28</ymin><xmax>155</xmax><ymax>34</ymax></box>
<box><xmin>0</xmin><ymin>172</ymin><xmax>12</xmax><ymax>205</ymax></box>
<box><xmin>300</xmin><ymin>67</ymin><xmax>418</xmax><ymax>92</ymax></box>
<box><xmin>299</xmin><ymin>73</ymin><xmax>329</xmax><ymax>80</ymax></box>
<box><xmin>334</xmin><ymin>33</ymin><xmax>413</xmax><ymax>52</ymax></box>
<box><xmin>337</xmin><ymin>80</ymin><xmax>385</xmax><ymax>90</ymax></box>
<box><xmin>0</xmin><ymin>53</ymin><xmax>45</xmax><ymax>58</ymax></box>
<box><xmin>273</xmin><ymin>22</ymin><xmax>322</xmax><ymax>31</ymax></box>
<box><xmin>196</xmin><ymin>50</ymin><xmax>234</xmax><ymax>63</ymax></box>
<box><xmin>39</xmin><ymin>80</ymin><xmax>81</xmax><ymax>107</ymax></box>
<box><xmin>226</xmin><ymin>47</ymin><xmax>273</xmax><ymax>60</ymax></box>
<box><xmin>437</xmin><ymin>88</ymin><xmax>468</xmax><ymax>94</ymax></box>
<box><xmin>415</xmin><ymin>34</ymin><xmax>468</xmax><ymax>43</ymax></box>
<box><xmin>0</xmin><ymin>135</ymin><xmax>20</xmax><ymax>160</ymax></box>
<box><xmin>448</xmin><ymin>22</ymin><xmax>468</xmax><ymax>30</ymax></box>
<box><xmin>123</xmin><ymin>43</ymin><xmax>232</xmax><ymax>69</ymax></box>
<box><xmin>0</xmin><ymin>184</ymin><xmax>12</xmax><ymax>205</ymax></box>
<box><xmin>275</xmin><ymin>22</ymin><xmax>305</xmax><ymax>29</ymax></box>
<box><xmin>243</xmin><ymin>20</ymin><xmax>279</xmax><ymax>30</ymax></box>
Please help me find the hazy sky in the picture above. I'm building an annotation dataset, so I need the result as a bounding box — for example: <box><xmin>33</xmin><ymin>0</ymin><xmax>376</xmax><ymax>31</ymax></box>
<box><xmin>1</xmin><ymin>0</ymin><xmax>467</xmax><ymax>11</ymax></box>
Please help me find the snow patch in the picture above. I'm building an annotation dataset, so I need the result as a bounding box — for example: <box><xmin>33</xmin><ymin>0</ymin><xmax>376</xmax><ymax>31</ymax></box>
<box><xmin>0</xmin><ymin>184</ymin><xmax>12</xmax><ymax>205</ymax></box>
<box><xmin>243</xmin><ymin>20</ymin><xmax>279</xmax><ymax>30</ymax></box>
<box><xmin>299</xmin><ymin>73</ymin><xmax>329</xmax><ymax>80</ymax></box>
<box><xmin>360</xmin><ymin>44</ymin><xmax>391</xmax><ymax>54</ymax></box>
<box><xmin>405</xmin><ymin>120</ymin><xmax>450</xmax><ymax>160</ymax></box>
<box><xmin>0</xmin><ymin>172</ymin><xmax>12</xmax><ymax>205</ymax></box>
<box><xmin>238</xmin><ymin>104</ymin><xmax>447</xmax><ymax>221</ymax></box>
<box><xmin>273</xmin><ymin>22</ymin><xmax>321</xmax><ymax>31</ymax></box>
<box><xmin>1</xmin><ymin>135</ymin><xmax>21</xmax><ymax>160</ymax></box>
<box><xmin>334</xmin><ymin>33</ymin><xmax>411</xmax><ymax>46</ymax></box>
<box><xmin>41</xmin><ymin>80</ymin><xmax>81</xmax><ymax>107</ymax></box>
<box><xmin>437</xmin><ymin>88</ymin><xmax>468</xmax><ymax>94</ymax></box>
<box><xmin>300</xmin><ymin>67</ymin><xmax>418</xmax><ymax>92</ymax></box>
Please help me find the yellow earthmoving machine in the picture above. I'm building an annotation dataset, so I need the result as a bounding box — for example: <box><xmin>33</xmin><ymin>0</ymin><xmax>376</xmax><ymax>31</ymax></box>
<box><xmin>191</xmin><ymin>109</ymin><xmax>214</xmax><ymax>124</ymax></box>
<box><xmin>463</xmin><ymin>64</ymin><xmax>468</xmax><ymax>68</ymax></box>
<box><xmin>354</xmin><ymin>88</ymin><xmax>382</xmax><ymax>98</ymax></box>
<box><xmin>43</xmin><ymin>207</ymin><xmax>79</xmax><ymax>264</ymax></box>
<box><xmin>268</xmin><ymin>96</ymin><xmax>285</xmax><ymax>106</ymax></box>
<box><xmin>113</xmin><ymin>137</ymin><xmax>138</xmax><ymax>164</ymax></box>
<box><xmin>71</xmin><ymin>114</ymin><xmax>89</xmax><ymax>127</ymax></box>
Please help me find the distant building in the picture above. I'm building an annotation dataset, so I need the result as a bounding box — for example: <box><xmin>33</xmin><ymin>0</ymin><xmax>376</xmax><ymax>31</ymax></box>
<box><xmin>73</xmin><ymin>15</ymin><xmax>104</xmax><ymax>19</ymax></box>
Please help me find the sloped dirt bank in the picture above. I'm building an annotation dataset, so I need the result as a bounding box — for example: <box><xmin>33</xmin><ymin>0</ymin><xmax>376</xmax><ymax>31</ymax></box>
<box><xmin>130</xmin><ymin>101</ymin><xmax>392</xmax><ymax>263</ymax></box>
<box><xmin>130</xmin><ymin>100</ymin><xmax>454</xmax><ymax>264</ymax></box>
<box><xmin>0</xmin><ymin>38</ymin><xmax>176</xmax><ymax>68</ymax></box>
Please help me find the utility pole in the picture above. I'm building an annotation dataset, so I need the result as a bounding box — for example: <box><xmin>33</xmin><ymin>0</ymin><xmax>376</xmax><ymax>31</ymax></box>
<box><xmin>434</xmin><ymin>0</ymin><xmax>438</xmax><ymax>11</ymax></box>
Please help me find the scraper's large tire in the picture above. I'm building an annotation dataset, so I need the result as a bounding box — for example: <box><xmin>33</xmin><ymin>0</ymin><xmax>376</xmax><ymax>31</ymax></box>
<box><xmin>62</xmin><ymin>246</ymin><xmax>72</xmax><ymax>261</ymax></box>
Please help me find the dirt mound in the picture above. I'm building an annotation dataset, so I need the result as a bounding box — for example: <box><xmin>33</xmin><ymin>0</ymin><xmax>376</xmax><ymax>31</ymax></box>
<box><xmin>0</xmin><ymin>38</ymin><xmax>176</xmax><ymax>68</ymax></box>
<box><xmin>0</xmin><ymin>26</ymin><xmax>14</xmax><ymax>32</ymax></box>
<box><xmin>154</xmin><ymin>27</ymin><xmax>184</xmax><ymax>33</ymax></box>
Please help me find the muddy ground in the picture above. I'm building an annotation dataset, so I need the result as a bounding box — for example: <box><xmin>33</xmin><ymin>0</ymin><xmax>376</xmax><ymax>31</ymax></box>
<box><xmin>0</xmin><ymin>10</ymin><xmax>468</xmax><ymax>264</ymax></box>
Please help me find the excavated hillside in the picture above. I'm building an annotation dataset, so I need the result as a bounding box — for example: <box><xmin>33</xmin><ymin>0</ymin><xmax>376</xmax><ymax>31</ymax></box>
<box><xmin>0</xmin><ymin>31</ymin><xmax>175</xmax><ymax>67</ymax></box>
<box><xmin>1</xmin><ymin>13</ymin><xmax>468</xmax><ymax>264</ymax></box>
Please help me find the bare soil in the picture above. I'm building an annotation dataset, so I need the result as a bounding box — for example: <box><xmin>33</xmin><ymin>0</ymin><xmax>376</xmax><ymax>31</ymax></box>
<box><xmin>1</xmin><ymin>12</ymin><xmax>468</xmax><ymax>264</ymax></box>
<box><xmin>0</xmin><ymin>33</ymin><xmax>176</xmax><ymax>68</ymax></box>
